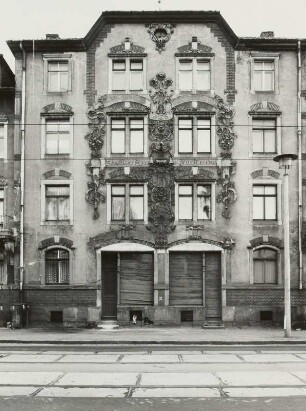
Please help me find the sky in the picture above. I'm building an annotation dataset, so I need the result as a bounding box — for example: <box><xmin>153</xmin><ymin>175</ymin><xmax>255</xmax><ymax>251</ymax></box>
<box><xmin>1</xmin><ymin>0</ymin><xmax>306</xmax><ymax>72</ymax></box>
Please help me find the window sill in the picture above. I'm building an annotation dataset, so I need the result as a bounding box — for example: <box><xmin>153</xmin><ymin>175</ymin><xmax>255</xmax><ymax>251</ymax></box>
<box><xmin>44</xmin><ymin>90</ymin><xmax>72</xmax><ymax>95</ymax></box>
<box><xmin>252</xmin><ymin>220</ymin><xmax>282</xmax><ymax>226</ymax></box>
<box><xmin>41</xmin><ymin>221</ymin><xmax>73</xmax><ymax>226</ymax></box>
<box><xmin>44</xmin><ymin>154</ymin><xmax>71</xmax><ymax>159</ymax></box>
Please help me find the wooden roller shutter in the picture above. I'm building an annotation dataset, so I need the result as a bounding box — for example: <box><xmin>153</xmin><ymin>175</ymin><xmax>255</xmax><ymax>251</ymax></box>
<box><xmin>205</xmin><ymin>252</ymin><xmax>222</xmax><ymax>320</ymax></box>
<box><xmin>169</xmin><ymin>252</ymin><xmax>203</xmax><ymax>306</ymax></box>
<box><xmin>120</xmin><ymin>252</ymin><xmax>154</xmax><ymax>306</ymax></box>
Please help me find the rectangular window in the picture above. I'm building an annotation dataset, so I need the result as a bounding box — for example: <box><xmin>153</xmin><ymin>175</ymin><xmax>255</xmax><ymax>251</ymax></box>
<box><xmin>110</xmin><ymin>184</ymin><xmax>146</xmax><ymax>223</ymax></box>
<box><xmin>111</xmin><ymin>119</ymin><xmax>125</xmax><ymax>154</ymax></box>
<box><xmin>46</xmin><ymin>119</ymin><xmax>70</xmax><ymax>155</ymax></box>
<box><xmin>0</xmin><ymin>125</ymin><xmax>4</xmax><ymax>158</ymax></box>
<box><xmin>253</xmin><ymin>185</ymin><xmax>277</xmax><ymax>220</ymax></box>
<box><xmin>178</xmin><ymin>119</ymin><xmax>193</xmax><ymax>153</ymax></box>
<box><xmin>178</xmin><ymin>58</ymin><xmax>211</xmax><ymax>91</ymax></box>
<box><xmin>197</xmin><ymin>185</ymin><xmax>211</xmax><ymax>220</ymax></box>
<box><xmin>48</xmin><ymin>61</ymin><xmax>69</xmax><ymax>92</ymax></box>
<box><xmin>0</xmin><ymin>189</ymin><xmax>3</xmax><ymax>226</ymax></box>
<box><xmin>178</xmin><ymin>185</ymin><xmax>193</xmax><ymax>220</ymax></box>
<box><xmin>112</xmin><ymin>59</ymin><xmax>144</xmax><ymax>92</ymax></box>
<box><xmin>252</xmin><ymin>119</ymin><xmax>276</xmax><ymax>153</ymax></box>
<box><xmin>129</xmin><ymin>185</ymin><xmax>144</xmax><ymax>220</ymax></box>
<box><xmin>130</xmin><ymin>119</ymin><xmax>144</xmax><ymax>153</ymax></box>
<box><xmin>254</xmin><ymin>60</ymin><xmax>274</xmax><ymax>91</ymax></box>
<box><xmin>45</xmin><ymin>185</ymin><xmax>70</xmax><ymax>221</ymax></box>
<box><xmin>253</xmin><ymin>248</ymin><xmax>277</xmax><ymax>284</ymax></box>
<box><xmin>178</xmin><ymin>117</ymin><xmax>211</xmax><ymax>154</ymax></box>
<box><xmin>110</xmin><ymin>117</ymin><xmax>145</xmax><ymax>155</ymax></box>
<box><xmin>111</xmin><ymin>185</ymin><xmax>125</xmax><ymax>221</ymax></box>
<box><xmin>45</xmin><ymin>249</ymin><xmax>69</xmax><ymax>285</ymax></box>
<box><xmin>130</xmin><ymin>60</ymin><xmax>143</xmax><ymax>91</ymax></box>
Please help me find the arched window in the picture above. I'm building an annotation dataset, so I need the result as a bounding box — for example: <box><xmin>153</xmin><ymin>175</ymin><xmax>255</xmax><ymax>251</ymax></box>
<box><xmin>253</xmin><ymin>248</ymin><xmax>277</xmax><ymax>284</ymax></box>
<box><xmin>45</xmin><ymin>248</ymin><xmax>69</xmax><ymax>284</ymax></box>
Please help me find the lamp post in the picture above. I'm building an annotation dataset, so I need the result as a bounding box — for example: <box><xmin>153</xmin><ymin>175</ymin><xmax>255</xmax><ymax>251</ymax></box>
<box><xmin>273</xmin><ymin>154</ymin><xmax>298</xmax><ymax>337</ymax></box>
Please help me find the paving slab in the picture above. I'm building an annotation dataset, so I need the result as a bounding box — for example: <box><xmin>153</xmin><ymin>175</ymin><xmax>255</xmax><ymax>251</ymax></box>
<box><xmin>121</xmin><ymin>354</ymin><xmax>180</xmax><ymax>363</ymax></box>
<box><xmin>0</xmin><ymin>386</ymin><xmax>38</xmax><ymax>396</ymax></box>
<box><xmin>181</xmin><ymin>354</ymin><xmax>242</xmax><ymax>363</ymax></box>
<box><xmin>132</xmin><ymin>387</ymin><xmax>221</xmax><ymax>397</ymax></box>
<box><xmin>224</xmin><ymin>387</ymin><xmax>306</xmax><ymax>397</ymax></box>
<box><xmin>0</xmin><ymin>354</ymin><xmax>62</xmax><ymax>363</ymax></box>
<box><xmin>37</xmin><ymin>387</ymin><xmax>127</xmax><ymax>397</ymax></box>
<box><xmin>58</xmin><ymin>355</ymin><xmax>120</xmax><ymax>363</ymax></box>
<box><xmin>150</xmin><ymin>351</ymin><xmax>202</xmax><ymax>355</ymax></box>
<box><xmin>140</xmin><ymin>372</ymin><xmax>220</xmax><ymax>387</ymax></box>
<box><xmin>55</xmin><ymin>372</ymin><xmax>138</xmax><ymax>387</ymax></box>
<box><xmin>240</xmin><ymin>354</ymin><xmax>304</xmax><ymax>363</ymax></box>
<box><xmin>216</xmin><ymin>371</ymin><xmax>305</xmax><ymax>386</ymax></box>
<box><xmin>291</xmin><ymin>371</ymin><xmax>306</xmax><ymax>383</ymax></box>
<box><xmin>0</xmin><ymin>372</ymin><xmax>62</xmax><ymax>386</ymax></box>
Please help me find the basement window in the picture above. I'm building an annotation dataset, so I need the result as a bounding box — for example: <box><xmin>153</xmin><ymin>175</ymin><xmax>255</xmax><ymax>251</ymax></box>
<box><xmin>260</xmin><ymin>310</ymin><xmax>273</xmax><ymax>321</ymax></box>
<box><xmin>181</xmin><ymin>310</ymin><xmax>193</xmax><ymax>322</ymax></box>
<box><xmin>50</xmin><ymin>311</ymin><xmax>63</xmax><ymax>323</ymax></box>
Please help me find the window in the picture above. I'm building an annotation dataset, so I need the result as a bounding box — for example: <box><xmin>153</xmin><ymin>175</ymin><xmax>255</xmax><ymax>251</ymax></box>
<box><xmin>111</xmin><ymin>58</ymin><xmax>145</xmax><ymax>92</ymax></box>
<box><xmin>41</xmin><ymin>180</ymin><xmax>73</xmax><ymax>225</ymax></box>
<box><xmin>0</xmin><ymin>189</ymin><xmax>3</xmax><ymax>227</ymax></box>
<box><xmin>253</xmin><ymin>185</ymin><xmax>277</xmax><ymax>220</ymax></box>
<box><xmin>109</xmin><ymin>117</ymin><xmax>146</xmax><ymax>156</ymax></box>
<box><xmin>43</xmin><ymin>54</ymin><xmax>72</xmax><ymax>93</ymax></box>
<box><xmin>48</xmin><ymin>61</ymin><xmax>69</xmax><ymax>92</ymax></box>
<box><xmin>253</xmin><ymin>248</ymin><xmax>277</xmax><ymax>284</ymax></box>
<box><xmin>178</xmin><ymin>117</ymin><xmax>211</xmax><ymax>154</ymax></box>
<box><xmin>45</xmin><ymin>248</ymin><xmax>69</xmax><ymax>284</ymax></box>
<box><xmin>45</xmin><ymin>119</ymin><xmax>70</xmax><ymax>155</ymax></box>
<box><xmin>108</xmin><ymin>184</ymin><xmax>147</xmax><ymax>224</ymax></box>
<box><xmin>45</xmin><ymin>185</ymin><xmax>70</xmax><ymax>222</ymax></box>
<box><xmin>178</xmin><ymin>58</ymin><xmax>211</xmax><ymax>91</ymax></box>
<box><xmin>254</xmin><ymin>60</ymin><xmax>274</xmax><ymax>91</ymax></box>
<box><xmin>0</xmin><ymin>122</ymin><xmax>7</xmax><ymax>159</ymax></box>
<box><xmin>252</xmin><ymin>119</ymin><xmax>276</xmax><ymax>154</ymax></box>
<box><xmin>177</xmin><ymin>183</ymin><xmax>212</xmax><ymax>221</ymax></box>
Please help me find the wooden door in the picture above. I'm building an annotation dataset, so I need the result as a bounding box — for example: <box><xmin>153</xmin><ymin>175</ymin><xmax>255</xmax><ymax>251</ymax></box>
<box><xmin>169</xmin><ymin>252</ymin><xmax>203</xmax><ymax>306</ymax></box>
<box><xmin>205</xmin><ymin>252</ymin><xmax>222</xmax><ymax>320</ymax></box>
<box><xmin>102</xmin><ymin>252</ymin><xmax>117</xmax><ymax>319</ymax></box>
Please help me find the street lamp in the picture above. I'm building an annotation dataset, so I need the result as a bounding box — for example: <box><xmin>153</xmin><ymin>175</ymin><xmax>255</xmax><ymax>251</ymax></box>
<box><xmin>273</xmin><ymin>154</ymin><xmax>298</xmax><ymax>337</ymax></box>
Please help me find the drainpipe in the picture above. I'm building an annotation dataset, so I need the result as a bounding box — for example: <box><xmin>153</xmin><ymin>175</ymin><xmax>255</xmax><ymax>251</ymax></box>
<box><xmin>297</xmin><ymin>40</ymin><xmax>303</xmax><ymax>289</ymax></box>
<box><xmin>19</xmin><ymin>41</ymin><xmax>26</xmax><ymax>299</ymax></box>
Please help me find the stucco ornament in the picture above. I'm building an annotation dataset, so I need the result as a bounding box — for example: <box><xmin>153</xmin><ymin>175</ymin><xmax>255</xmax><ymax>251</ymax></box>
<box><xmin>149</xmin><ymin>72</ymin><xmax>174</xmax><ymax>121</ymax></box>
<box><xmin>147</xmin><ymin>23</ymin><xmax>174</xmax><ymax>53</ymax></box>
<box><xmin>85</xmin><ymin>96</ymin><xmax>107</xmax><ymax>219</ymax></box>
<box><xmin>215</xmin><ymin>95</ymin><xmax>237</xmax><ymax>151</ymax></box>
<box><xmin>222</xmin><ymin>237</ymin><xmax>235</xmax><ymax>250</ymax></box>
<box><xmin>216</xmin><ymin>165</ymin><xmax>237</xmax><ymax>219</ymax></box>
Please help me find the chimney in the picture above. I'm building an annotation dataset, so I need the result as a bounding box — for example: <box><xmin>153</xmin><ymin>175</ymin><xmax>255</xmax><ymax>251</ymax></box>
<box><xmin>46</xmin><ymin>34</ymin><xmax>60</xmax><ymax>40</ymax></box>
<box><xmin>260</xmin><ymin>31</ymin><xmax>274</xmax><ymax>39</ymax></box>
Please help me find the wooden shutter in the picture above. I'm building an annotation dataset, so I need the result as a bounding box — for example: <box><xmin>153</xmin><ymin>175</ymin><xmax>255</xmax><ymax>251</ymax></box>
<box><xmin>120</xmin><ymin>252</ymin><xmax>154</xmax><ymax>305</ymax></box>
<box><xmin>205</xmin><ymin>252</ymin><xmax>222</xmax><ymax>320</ymax></box>
<box><xmin>169</xmin><ymin>252</ymin><xmax>203</xmax><ymax>306</ymax></box>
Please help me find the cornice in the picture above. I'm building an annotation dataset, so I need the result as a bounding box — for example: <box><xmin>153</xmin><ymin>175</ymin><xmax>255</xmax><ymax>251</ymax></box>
<box><xmin>7</xmin><ymin>39</ymin><xmax>85</xmax><ymax>56</ymax></box>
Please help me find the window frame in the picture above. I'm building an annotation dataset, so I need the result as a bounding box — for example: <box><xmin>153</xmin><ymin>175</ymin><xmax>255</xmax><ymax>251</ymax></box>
<box><xmin>45</xmin><ymin>247</ymin><xmax>70</xmax><ymax>285</ymax></box>
<box><xmin>250</xmin><ymin>179</ymin><xmax>282</xmax><ymax>225</ymax></box>
<box><xmin>0</xmin><ymin>121</ymin><xmax>8</xmax><ymax>160</ymax></box>
<box><xmin>175</xmin><ymin>182</ymin><xmax>215</xmax><ymax>222</ymax></box>
<box><xmin>250</xmin><ymin>53</ymin><xmax>280</xmax><ymax>94</ymax></box>
<box><xmin>41</xmin><ymin>115</ymin><xmax>74</xmax><ymax>159</ymax></box>
<box><xmin>106</xmin><ymin>114</ymin><xmax>148</xmax><ymax>157</ymax></box>
<box><xmin>253</xmin><ymin>184</ymin><xmax>277</xmax><ymax>221</ymax></box>
<box><xmin>41</xmin><ymin>180</ymin><xmax>73</xmax><ymax>225</ymax></box>
<box><xmin>249</xmin><ymin>115</ymin><xmax>281</xmax><ymax>157</ymax></box>
<box><xmin>107</xmin><ymin>183</ymin><xmax>148</xmax><ymax>224</ymax></box>
<box><xmin>249</xmin><ymin>245</ymin><xmax>282</xmax><ymax>285</ymax></box>
<box><xmin>0</xmin><ymin>188</ymin><xmax>4</xmax><ymax>228</ymax></box>
<box><xmin>175</xmin><ymin>56</ymin><xmax>214</xmax><ymax>94</ymax></box>
<box><xmin>108</xmin><ymin>57</ymin><xmax>147</xmax><ymax>93</ymax></box>
<box><xmin>174</xmin><ymin>114</ymin><xmax>215</xmax><ymax>157</ymax></box>
<box><xmin>43</xmin><ymin>54</ymin><xmax>72</xmax><ymax>94</ymax></box>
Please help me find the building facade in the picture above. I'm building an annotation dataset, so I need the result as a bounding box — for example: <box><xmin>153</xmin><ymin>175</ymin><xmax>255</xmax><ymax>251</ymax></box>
<box><xmin>5</xmin><ymin>11</ymin><xmax>306</xmax><ymax>326</ymax></box>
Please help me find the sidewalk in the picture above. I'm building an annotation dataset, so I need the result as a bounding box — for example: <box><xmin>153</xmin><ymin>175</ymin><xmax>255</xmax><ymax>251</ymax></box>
<box><xmin>0</xmin><ymin>326</ymin><xmax>306</xmax><ymax>345</ymax></box>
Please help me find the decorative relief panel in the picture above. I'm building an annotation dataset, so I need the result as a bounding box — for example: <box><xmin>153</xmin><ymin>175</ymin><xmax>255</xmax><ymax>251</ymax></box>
<box><xmin>249</xmin><ymin>101</ymin><xmax>281</xmax><ymax>114</ymax></box>
<box><xmin>85</xmin><ymin>96</ymin><xmax>107</xmax><ymax>219</ymax></box>
<box><xmin>42</xmin><ymin>102</ymin><xmax>73</xmax><ymax>115</ymax></box>
<box><xmin>248</xmin><ymin>236</ymin><xmax>283</xmax><ymax>249</ymax></box>
<box><xmin>108</xmin><ymin>39</ymin><xmax>145</xmax><ymax>56</ymax></box>
<box><xmin>147</xmin><ymin>23</ymin><xmax>174</xmax><ymax>53</ymax></box>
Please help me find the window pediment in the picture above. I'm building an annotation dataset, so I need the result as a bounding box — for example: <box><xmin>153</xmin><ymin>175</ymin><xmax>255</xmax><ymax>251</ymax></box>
<box><xmin>173</xmin><ymin>101</ymin><xmax>215</xmax><ymax>114</ymax></box>
<box><xmin>41</xmin><ymin>102</ymin><xmax>73</xmax><ymax>117</ymax></box>
<box><xmin>106</xmin><ymin>101</ymin><xmax>149</xmax><ymax>114</ymax></box>
<box><xmin>39</xmin><ymin>236</ymin><xmax>75</xmax><ymax>250</ymax></box>
<box><xmin>248</xmin><ymin>236</ymin><xmax>283</xmax><ymax>249</ymax></box>
<box><xmin>108</xmin><ymin>40</ymin><xmax>146</xmax><ymax>56</ymax></box>
<box><xmin>251</xmin><ymin>169</ymin><xmax>280</xmax><ymax>179</ymax></box>
<box><xmin>43</xmin><ymin>169</ymin><xmax>71</xmax><ymax>180</ymax></box>
<box><xmin>176</xmin><ymin>41</ymin><xmax>213</xmax><ymax>57</ymax></box>
<box><xmin>249</xmin><ymin>101</ymin><xmax>281</xmax><ymax>115</ymax></box>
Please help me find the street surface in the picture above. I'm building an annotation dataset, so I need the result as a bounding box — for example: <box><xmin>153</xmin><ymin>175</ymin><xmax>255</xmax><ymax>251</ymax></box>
<box><xmin>0</xmin><ymin>345</ymin><xmax>305</xmax><ymax>409</ymax></box>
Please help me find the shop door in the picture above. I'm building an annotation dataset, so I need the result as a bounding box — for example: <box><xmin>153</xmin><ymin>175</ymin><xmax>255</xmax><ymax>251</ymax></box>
<box><xmin>102</xmin><ymin>252</ymin><xmax>117</xmax><ymax>319</ymax></box>
<box><xmin>205</xmin><ymin>252</ymin><xmax>222</xmax><ymax>320</ymax></box>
